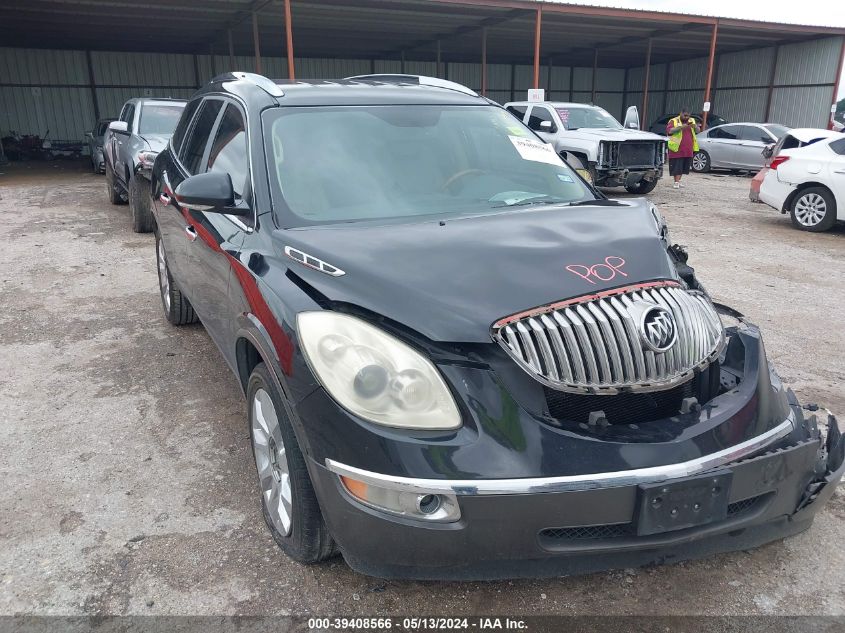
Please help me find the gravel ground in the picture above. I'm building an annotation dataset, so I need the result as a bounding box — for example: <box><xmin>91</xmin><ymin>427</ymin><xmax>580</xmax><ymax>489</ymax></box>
<box><xmin>0</xmin><ymin>161</ymin><xmax>843</xmax><ymax>616</ymax></box>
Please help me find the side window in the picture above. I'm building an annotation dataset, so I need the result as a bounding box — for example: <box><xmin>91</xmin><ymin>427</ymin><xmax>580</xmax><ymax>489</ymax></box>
<box><xmin>710</xmin><ymin>125</ymin><xmax>739</xmax><ymax>140</ymax></box>
<box><xmin>738</xmin><ymin>126</ymin><xmax>770</xmax><ymax>143</ymax></box>
<box><xmin>506</xmin><ymin>105</ymin><xmax>527</xmax><ymax>120</ymax></box>
<box><xmin>527</xmin><ymin>106</ymin><xmax>556</xmax><ymax>132</ymax></box>
<box><xmin>830</xmin><ymin>138</ymin><xmax>845</xmax><ymax>156</ymax></box>
<box><xmin>206</xmin><ymin>104</ymin><xmax>248</xmax><ymax>198</ymax></box>
<box><xmin>179</xmin><ymin>99</ymin><xmax>223</xmax><ymax>175</ymax></box>
<box><xmin>122</xmin><ymin>104</ymin><xmax>135</xmax><ymax>132</ymax></box>
<box><xmin>171</xmin><ymin>99</ymin><xmax>201</xmax><ymax>156</ymax></box>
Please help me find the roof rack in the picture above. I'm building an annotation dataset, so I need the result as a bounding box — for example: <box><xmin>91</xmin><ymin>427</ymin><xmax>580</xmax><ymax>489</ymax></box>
<box><xmin>343</xmin><ymin>74</ymin><xmax>478</xmax><ymax>97</ymax></box>
<box><xmin>211</xmin><ymin>71</ymin><xmax>284</xmax><ymax>98</ymax></box>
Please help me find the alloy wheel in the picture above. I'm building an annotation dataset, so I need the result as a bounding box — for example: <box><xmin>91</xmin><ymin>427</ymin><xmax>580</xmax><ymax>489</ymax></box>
<box><xmin>251</xmin><ymin>388</ymin><xmax>293</xmax><ymax>536</ymax></box>
<box><xmin>794</xmin><ymin>193</ymin><xmax>827</xmax><ymax>227</ymax></box>
<box><xmin>157</xmin><ymin>240</ymin><xmax>171</xmax><ymax>313</ymax></box>
<box><xmin>692</xmin><ymin>152</ymin><xmax>707</xmax><ymax>171</ymax></box>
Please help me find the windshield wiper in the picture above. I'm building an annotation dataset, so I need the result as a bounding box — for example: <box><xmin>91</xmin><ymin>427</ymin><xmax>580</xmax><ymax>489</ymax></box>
<box><xmin>492</xmin><ymin>194</ymin><xmax>570</xmax><ymax>208</ymax></box>
<box><xmin>567</xmin><ymin>199</ymin><xmax>624</xmax><ymax>207</ymax></box>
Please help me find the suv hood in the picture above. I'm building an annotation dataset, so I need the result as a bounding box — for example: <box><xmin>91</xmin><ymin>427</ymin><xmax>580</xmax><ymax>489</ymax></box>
<box><xmin>565</xmin><ymin>128</ymin><xmax>665</xmax><ymax>142</ymax></box>
<box><xmin>277</xmin><ymin>198</ymin><xmax>678</xmax><ymax>343</ymax></box>
<box><xmin>139</xmin><ymin>134</ymin><xmax>170</xmax><ymax>152</ymax></box>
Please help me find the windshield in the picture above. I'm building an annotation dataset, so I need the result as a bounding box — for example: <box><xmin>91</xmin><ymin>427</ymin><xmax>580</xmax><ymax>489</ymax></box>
<box><xmin>139</xmin><ymin>104</ymin><xmax>184</xmax><ymax>136</ymax></box>
<box><xmin>554</xmin><ymin>106</ymin><xmax>622</xmax><ymax>130</ymax></box>
<box><xmin>96</xmin><ymin>121</ymin><xmax>111</xmax><ymax>137</ymax></box>
<box><xmin>264</xmin><ymin>105</ymin><xmax>593</xmax><ymax>227</ymax></box>
<box><xmin>763</xmin><ymin>124</ymin><xmax>789</xmax><ymax>139</ymax></box>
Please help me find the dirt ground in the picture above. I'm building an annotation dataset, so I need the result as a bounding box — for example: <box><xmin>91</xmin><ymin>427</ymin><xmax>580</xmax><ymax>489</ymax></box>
<box><xmin>1</xmin><ymin>160</ymin><xmax>843</xmax><ymax>617</ymax></box>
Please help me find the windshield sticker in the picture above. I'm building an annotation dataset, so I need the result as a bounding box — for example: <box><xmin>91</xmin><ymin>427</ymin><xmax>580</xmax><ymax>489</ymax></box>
<box><xmin>508</xmin><ymin>125</ymin><xmax>529</xmax><ymax>136</ymax></box>
<box><xmin>556</xmin><ymin>173</ymin><xmax>574</xmax><ymax>183</ymax></box>
<box><xmin>508</xmin><ymin>136</ymin><xmax>563</xmax><ymax>166</ymax></box>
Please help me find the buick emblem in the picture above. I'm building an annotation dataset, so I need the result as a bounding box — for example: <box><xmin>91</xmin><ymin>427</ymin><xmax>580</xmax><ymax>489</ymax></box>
<box><xmin>638</xmin><ymin>305</ymin><xmax>677</xmax><ymax>353</ymax></box>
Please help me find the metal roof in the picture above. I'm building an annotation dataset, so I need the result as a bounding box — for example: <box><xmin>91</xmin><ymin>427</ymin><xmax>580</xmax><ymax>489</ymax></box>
<box><xmin>1</xmin><ymin>0</ymin><xmax>843</xmax><ymax>68</ymax></box>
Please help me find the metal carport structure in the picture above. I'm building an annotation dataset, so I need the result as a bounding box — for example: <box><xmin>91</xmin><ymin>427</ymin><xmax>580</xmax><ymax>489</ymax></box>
<box><xmin>1</xmin><ymin>0</ymin><xmax>844</xmax><ymax>145</ymax></box>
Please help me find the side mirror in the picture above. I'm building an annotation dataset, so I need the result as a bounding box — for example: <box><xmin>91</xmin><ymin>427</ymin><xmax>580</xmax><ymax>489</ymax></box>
<box><xmin>762</xmin><ymin>145</ymin><xmax>774</xmax><ymax>159</ymax></box>
<box><xmin>174</xmin><ymin>171</ymin><xmax>250</xmax><ymax>216</ymax></box>
<box><xmin>623</xmin><ymin>106</ymin><xmax>640</xmax><ymax>130</ymax></box>
<box><xmin>539</xmin><ymin>120</ymin><xmax>553</xmax><ymax>130</ymax></box>
<box><xmin>108</xmin><ymin>120</ymin><xmax>128</xmax><ymax>133</ymax></box>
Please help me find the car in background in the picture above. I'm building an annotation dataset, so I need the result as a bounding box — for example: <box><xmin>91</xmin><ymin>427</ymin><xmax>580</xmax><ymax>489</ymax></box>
<box><xmin>504</xmin><ymin>101</ymin><xmax>666</xmax><ymax>193</ymax></box>
<box><xmin>84</xmin><ymin>118</ymin><xmax>114</xmax><ymax>173</ymax></box>
<box><xmin>693</xmin><ymin>122</ymin><xmax>790</xmax><ymax>173</ymax></box>
<box><xmin>648</xmin><ymin>112</ymin><xmax>728</xmax><ymax>136</ymax></box>
<box><xmin>103</xmin><ymin>97</ymin><xmax>186</xmax><ymax>232</ymax></box>
<box><xmin>757</xmin><ymin>129</ymin><xmax>845</xmax><ymax>231</ymax></box>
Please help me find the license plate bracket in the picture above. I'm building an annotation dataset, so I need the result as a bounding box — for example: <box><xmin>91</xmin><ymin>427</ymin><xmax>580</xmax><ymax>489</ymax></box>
<box><xmin>635</xmin><ymin>470</ymin><xmax>733</xmax><ymax>536</ymax></box>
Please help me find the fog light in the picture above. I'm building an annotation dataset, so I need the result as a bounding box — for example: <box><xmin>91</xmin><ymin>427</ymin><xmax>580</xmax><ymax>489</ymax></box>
<box><xmin>339</xmin><ymin>475</ymin><xmax>460</xmax><ymax>522</ymax></box>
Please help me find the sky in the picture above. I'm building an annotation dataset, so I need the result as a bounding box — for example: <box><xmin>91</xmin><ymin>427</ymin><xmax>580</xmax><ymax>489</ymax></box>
<box><xmin>547</xmin><ymin>0</ymin><xmax>845</xmax><ymax>100</ymax></box>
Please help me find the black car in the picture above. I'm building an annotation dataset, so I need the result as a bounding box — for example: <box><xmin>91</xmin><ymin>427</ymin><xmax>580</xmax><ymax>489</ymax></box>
<box><xmin>150</xmin><ymin>72</ymin><xmax>844</xmax><ymax>580</ymax></box>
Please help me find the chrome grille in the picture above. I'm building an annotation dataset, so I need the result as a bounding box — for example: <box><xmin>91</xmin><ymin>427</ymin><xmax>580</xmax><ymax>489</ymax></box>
<box><xmin>494</xmin><ymin>282</ymin><xmax>724</xmax><ymax>394</ymax></box>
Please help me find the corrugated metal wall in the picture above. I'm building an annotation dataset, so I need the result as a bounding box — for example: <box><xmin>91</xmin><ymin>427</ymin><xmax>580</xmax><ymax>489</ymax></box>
<box><xmin>621</xmin><ymin>36</ymin><xmax>842</xmax><ymax>130</ymax></box>
<box><xmin>1</xmin><ymin>35</ymin><xmax>842</xmax><ymax>145</ymax></box>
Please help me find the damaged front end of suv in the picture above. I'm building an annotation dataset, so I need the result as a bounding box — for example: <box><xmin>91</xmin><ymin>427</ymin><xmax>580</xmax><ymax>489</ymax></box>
<box><xmin>292</xmin><ymin>199</ymin><xmax>845</xmax><ymax>580</ymax></box>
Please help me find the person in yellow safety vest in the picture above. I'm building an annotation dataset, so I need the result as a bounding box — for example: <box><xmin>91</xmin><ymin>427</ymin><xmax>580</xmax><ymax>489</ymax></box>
<box><xmin>666</xmin><ymin>107</ymin><xmax>701</xmax><ymax>190</ymax></box>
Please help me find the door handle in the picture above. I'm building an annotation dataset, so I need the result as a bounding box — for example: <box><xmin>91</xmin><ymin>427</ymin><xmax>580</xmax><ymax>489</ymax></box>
<box><xmin>834</xmin><ymin>169</ymin><xmax>845</xmax><ymax>174</ymax></box>
<box><xmin>159</xmin><ymin>192</ymin><xmax>171</xmax><ymax>205</ymax></box>
<box><xmin>184</xmin><ymin>225</ymin><xmax>198</xmax><ymax>242</ymax></box>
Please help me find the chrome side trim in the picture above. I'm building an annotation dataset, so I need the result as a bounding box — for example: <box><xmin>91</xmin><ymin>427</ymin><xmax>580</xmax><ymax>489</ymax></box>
<box><xmin>325</xmin><ymin>416</ymin><xmax>794</xmax><ymax>495</ymax></box>
<box><xmin>284</xmin><ymin>246</ymin><xmax>345</xmax><ymax>277</ymax></box>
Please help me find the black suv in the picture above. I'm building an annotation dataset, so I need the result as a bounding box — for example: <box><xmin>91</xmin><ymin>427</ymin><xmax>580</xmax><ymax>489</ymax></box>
<box><xmin>151</xmin><ymin>72</ymin><xmax>844</xmax><ymax>580</ymax></box>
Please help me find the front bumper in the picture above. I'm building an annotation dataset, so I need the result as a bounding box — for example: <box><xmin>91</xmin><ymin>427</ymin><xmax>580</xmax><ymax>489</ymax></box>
<box><xmin>595</xmin><ymin>167</ymin><xmax>663</xmax><ymax>188</ymax></box>
<box><xmin>308</xmin><ymin>414</ymin><xmax>844</xmax><ymax>580</ymax></box>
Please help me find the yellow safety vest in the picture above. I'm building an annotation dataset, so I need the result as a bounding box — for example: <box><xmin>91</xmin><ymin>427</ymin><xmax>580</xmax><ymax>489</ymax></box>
<box><xmin>667</xmin><ymin>116</ymin><xmax>699</xmax><ymax>153</ymax></box>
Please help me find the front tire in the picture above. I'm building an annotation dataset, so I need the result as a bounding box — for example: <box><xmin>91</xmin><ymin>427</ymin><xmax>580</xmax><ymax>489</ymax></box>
<box><xmin>692</xmin><ymin>150</ymin><xmax>710</xmax><ymax>173</ymax></box>
<box><xmin>247</xmin><ymin>362</ymin><xmax>337</xmax><ymax>563</ymax></box>
<box><xmin>790</xmin><ymin>187</ymin><xmax>837</xmax><ymax>232</ymax></box>
<box><xmin>625</xmin><ymin>178</ymin><xmax>658</xmax><ymax>194</ymax></box>
<box><xmin>129</xmin><ymin>175</ymin><xmax>154</xmax><ymax>233</ymax></box>
<box><xmin>155</xmin><ymin>232</ymin><xmax>198</xmax><ymax>325</ymax></box>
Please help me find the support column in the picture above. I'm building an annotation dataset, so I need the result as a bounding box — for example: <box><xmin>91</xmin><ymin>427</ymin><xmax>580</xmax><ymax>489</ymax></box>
<box><xmin>763</xmin><ymin>45</ymin><xmax>779</xmax><ymax>122</ymax></box>
<box><xmin>591</xmin><ymin>48</ymin><xmax>598</xmax><ymax>103</ymax></box>
<box><xmin>828</xmin><ymin>37</ymin><xmax>845</xmax><ymax>129</ymax></box>
<box><xmin>252</xmin><ymin>11</ymin><xmax>262</xmax><ymax>74</ymax></box>
<box><xmin>193</xmin><ymin>54</ymin><xmax>200</xmax><ymax>88</ymax></box>
<box><xmin>228</xmin><ymin>29</ymin><xmax>235</xmax><ymax>69</ymax></box>
<box><xmin>400</xmin><ymin>50</ymin><xmax>405</xmax><ymax>74</ymax></box>
<box><xmin>568</xmin><ymin>66</ymin><xmax>574</xmax><ymax>101</ymax></box>
<box><xmin>702</xmin><ymin>21</ymin><xmax>718</xmax><ymax>128</ymax></box>
<box><xmin>510</xmin><ymin>63</ymin><xmax>516</xmax><ymax>101</ymax></box>
<box><xmin>533</xmin><ymin>6</ymin><xmax>542</xmax><ymax>89</ymax></box>
<box><xmin>436</xmin><ymin>40</ymin><xmax>441</xmax><ymax>78</ymax></box>
<box><xmin>85</xmin><ymin>50</ymin><xmax>100</xmax><ymax>120</ymax></box>
<box><xmin>641</xmin><ymin>38</ymin><xmax>652</xmax><ymax>127</ymax></box>
<box><xmin>547</xmin><ymin>57</ymin><xmax>553</xmax><ymax>97</ymax></box>
<box><xmin>481</xmin><ymin>27</ymin><xmax>488</xmax><ymax>96</ymax></box>
<box><xmin>622</xmin><ymin>66</ymin><xmax>628</xmax><ymax>120</ymax></box>
<box><xmin>284</xmin><ymin>0</ymin><xmax>295</xmax><ymax>80</ymax></box>
<box><xmin>661</xmin><ymin>61</ymin><xmax>670</xmax><ymax>115</ymax></box>
<box><xmin>209</xmin><ymin>43</ymin><xmax>216</xmax><ymax>77</ymax></box>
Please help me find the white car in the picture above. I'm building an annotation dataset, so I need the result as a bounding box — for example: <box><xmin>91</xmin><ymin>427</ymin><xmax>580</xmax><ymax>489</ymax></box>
<box><xmin>758</xmin><ymin>128</ymin><xmax>845</xmax><ymax>231</ymax></box>
<box><xmin>504</xmin><ymin>101</ymin><xmax>666</xmax><ymax>193</ymax></box>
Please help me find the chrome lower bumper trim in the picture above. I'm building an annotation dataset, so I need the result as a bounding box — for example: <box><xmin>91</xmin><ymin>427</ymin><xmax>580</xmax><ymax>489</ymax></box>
<box><xmin>325</xmin><ymin>415</ymin><xmax>794</xmax><ymax>495</ymax></box>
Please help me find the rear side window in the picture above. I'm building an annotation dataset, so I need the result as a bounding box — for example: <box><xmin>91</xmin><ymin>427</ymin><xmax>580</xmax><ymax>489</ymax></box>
<box><xmin>506</xmin><ymin>105</ymin><xmax>527</xmax><ymax>119</ymax></box>
<box><xmin>207</xmin><ymin>104</ymin><xmax>248</xmax><ymax>198</ymax></box>
<box><xmin>738</xmin><ymin>126</ymin><xmax>770</xmax><ymax>143</ymax></box>
<box><xmin>171</xmin><ymin>99</ymin><xmax>201</xmax><ymax>155</ymax></box>
<box><xmin>179</xmin><ymin>99</ymin><xmax>223</xmax><ymax>175</ymax></box>
<box><xmin>830</xmin><ymin>138</ymin><xmax>845</xmax><ymax>156</ymax></box>
<box><xmin>710</xmin><ymin>125</ymin><xmax>739</xmax><ymax>140</ymax></box>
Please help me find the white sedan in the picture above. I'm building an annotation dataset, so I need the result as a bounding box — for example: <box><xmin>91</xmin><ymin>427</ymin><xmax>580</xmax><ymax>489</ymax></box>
<box><xmin>758</xmin><ymin>129</ymin><xmax>845</xmax><ymax>231</ymax></box>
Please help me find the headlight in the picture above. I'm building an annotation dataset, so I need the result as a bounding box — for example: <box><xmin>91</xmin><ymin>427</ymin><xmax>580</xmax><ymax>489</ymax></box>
<box><xmin>297</xmin><ymin>312</ymin><xmax>461</xmax><ymax>430</ymax></box>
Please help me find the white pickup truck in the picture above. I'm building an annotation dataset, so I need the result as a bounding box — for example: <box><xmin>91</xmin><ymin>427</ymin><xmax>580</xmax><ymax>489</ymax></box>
<box><xmin>504</xmin><ymin>101</ymin><xmax>666</xmax><ymax>194</ymax></box>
